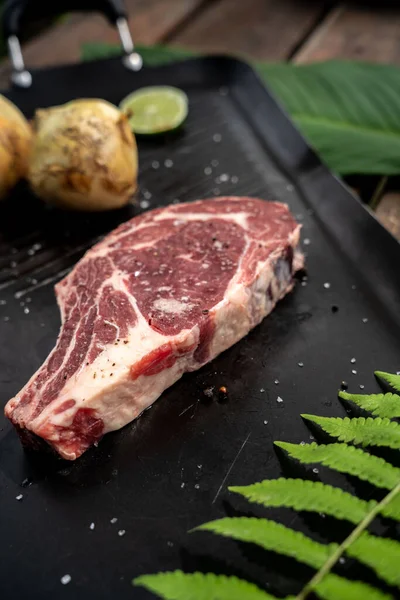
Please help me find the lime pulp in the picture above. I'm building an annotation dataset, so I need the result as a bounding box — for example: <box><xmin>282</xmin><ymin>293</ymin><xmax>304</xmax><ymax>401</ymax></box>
<box><xmin>119</xmin><ymin>86</ymin><xmax>188</xmax><ymax>135</ymax></box>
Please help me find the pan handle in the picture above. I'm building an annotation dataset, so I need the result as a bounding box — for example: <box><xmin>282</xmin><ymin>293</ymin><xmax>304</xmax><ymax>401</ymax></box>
<box><xmin>2</xmin><ymin>0</ymin><xmax>143</xmax><ymax>89</ymax></box>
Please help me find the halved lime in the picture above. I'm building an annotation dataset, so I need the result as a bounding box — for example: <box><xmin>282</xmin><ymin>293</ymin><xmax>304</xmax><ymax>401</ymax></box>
<box><xmin>119</xmin><ymin>86</ymin><xmax>188</xmax><ymax>135</ymax></box>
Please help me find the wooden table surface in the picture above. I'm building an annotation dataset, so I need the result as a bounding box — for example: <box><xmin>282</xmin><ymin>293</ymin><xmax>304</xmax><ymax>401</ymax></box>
<box><xmin>2</xmin><ymin>0</ymin><xmax>400</xmax><ymax>237</ymax></box>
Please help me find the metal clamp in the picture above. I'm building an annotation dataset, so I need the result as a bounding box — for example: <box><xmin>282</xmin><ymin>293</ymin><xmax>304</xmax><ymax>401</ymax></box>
<box><xmin>3</xmin><ymin>0</ymin><xmax>142</xmax><ymax>89</ymax></box>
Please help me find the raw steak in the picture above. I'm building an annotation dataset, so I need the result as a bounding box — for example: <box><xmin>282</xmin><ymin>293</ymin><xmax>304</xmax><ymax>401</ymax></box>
<box><xmin>5</xmin><ymin>197</ymin><xmax>303</xmax><ymax>460</ymax></box>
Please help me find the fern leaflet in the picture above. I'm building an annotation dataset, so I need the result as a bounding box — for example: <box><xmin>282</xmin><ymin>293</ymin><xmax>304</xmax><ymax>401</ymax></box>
<box><xmin>347</xmin><ymin>532</ymin><xmax>400</xmax><ymax>587</ymax></box>
<box><xmin>375</xmin><ymin>370</ymin><xmax>400</xmax><ymax>393</ymax></box>
<box><xmin>133</xmin><ymin>571</ymin><xmax>281</xmax><ymax>600</ymax></box>
<box><xmin>275</xmin><ymin>442</ymin><xmax>400</xmax><ymax>489</ymax></box>
<box><xmin>195</xmin><ymin>517</ymin><xmax>336</xmax><ymax>569</ymax></box>
<box><xmin>339</xmin><ymin>391</ymin><xmax>400</xmax><ymax>419</ymax></box>
<box><xmin>229</xmin><ymin>479</ymin><xmax>374</xmax><ymax>524</ymax></box>
<box><xmin>315</xmin><ymin>573</ymin><xmax>393</xmax><ymax>600</ymax></box>
<box><xmin>302</xmin><ymin>415</ymin><xmax>400</xmax><ymax>448</ymax></box>
<box><xmin>382</xmin><ymin>494</ymin><xmax>400</xmax><ymax>521</ymax></box>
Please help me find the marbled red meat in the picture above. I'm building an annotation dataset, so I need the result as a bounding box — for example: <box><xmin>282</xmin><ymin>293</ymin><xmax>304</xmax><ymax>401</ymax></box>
<box><xmin>5</xmin><ymin>197</ymin><xmax>303</xmax><ymax>459</ymax></box>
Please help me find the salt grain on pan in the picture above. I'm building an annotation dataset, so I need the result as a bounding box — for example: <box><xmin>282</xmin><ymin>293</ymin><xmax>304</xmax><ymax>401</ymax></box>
<box><xmin>312</xmin><ymin>468</ymin><xmax>319</xmax><ymax>474</ymax></box>
<box><xmin>219</xmin><ymin>173</ymin><xmax>229</xmax><ymax>182</ymax></box>
<box><xmin>89</xmin><ymin>522</ymin><xmax>95</xmax><ymax>530</ymax></box>
<box><xmin>3</xmin><ymin>316</ymin><xmax>10</xmax><ymax>322</ymax></box>
<box><xmin>286</xmin><ymin>184</ymin><xmax>294</xmax><ymax>192</ymax></box>
<box><xmin>260</xmin><ymin>388</ymin><xmax>265</xmax><ymax>392</ymax></box>
<box><xmin>195</xmin><ymin>484</ymin><xmax>200</xmax><ymax>489</ymax></box>
<box><xmin>23</xmin><ymin>307</ymin><xmax>30</xmax><ymax>314</ymax></box>
<box><xmin>181</xmin><ymin>482</ymin><xmax>185</xmax><ymax>488</ymax></box>
<box><xmin>164</xmin><ymin>159</ymin><xmax>173</xmax><ymax>168</ymax></box>
<box><xmin>0</xmin><ymin>299</ymin><xmax>6</xmax><ymax>305</ymax></box>
<box><xmin>298</xmin><ymin>362</ymin><xmax>304</xmax><ymax>368</ymax></box>
<box><xmin>231</xmin><ymin>175</ymin><xmax>239</xmax><ymax>184</ymax></box>
<box><xmin>362</xmin><ymin>318</ymin><xmax>368</xmax><ymax>323</ymax></box>
<box><xmin>303</xmin><ymin>238</ymin><xmax>311</xmax><ymax>246</ymax></box>
<box><xmin>61</xmin><ymin>575</ymin><xmax>71</xmax><ymax>585</ymax></box>
<box><xmin>323</xmin><ymin>282</ymin><xmax>331</xmax><ymax>289</ymax></box>
<box><xmin>352</xmin><ymin>369</ymin><xmax>357</xmax><ymax>375</ymax></box>
<box><xmin>118</xmin><ymin>530</ymin><xmax>126</xmax><ymax>537</ymax></box>
<box><xmin>167</xmin><ymin>541</ymin><xmax>174</xmax><ymax>547</ymax></box>
<box><xmin>263</xmin><ymin>420</ymin><xmax>268</xmax><ymax>425</ymax></box>
<box><xmin>110</xmin><ymin>517</ymin><xmax>118</xmax><ymax>524</ymax></box>
<box><xmin>359</xmin><ymin>385</ymin><xmax>365</xmax><ymax>389</ymax></box>
<box><xmin>140</xmin><ymin>200</ymin><xmax>150</xmax><ymax>209</ymax></box>
<box><xmin>276</xmin><ymin>396</ymin><xmax>283</xmax><ymax>403</ymax></box>
<box><xmin>152</xmin><ymin>160</ymin><xmax>160</xmax><ymax>169</ymax></box>
<box><xmin>274</xmin><ymin>379</ymin><xmax>279</xmax><ymax>385</ymax></box>
<box><xmin>213</xmin><ymin>133</ymin><xmax>222</xmax><ymax>143</ymax></box>
<box><xmin>350</xmin><ymin>358</ymin><xmax>356</xmax><ymax>364</ymax></box>
<box><xmin>16</xmin><ymin>494</ymin><xmax>23</xmax><ymax>501</ymax></box>
<box><xmin>204</xmin><ymin>166</ymin><xmax>212</xmax><ymax>175</ymax></box>
<box><xmin>211</xmin><ymin>159</ymin><xmax>219</xmax><ymax>167</ymax></box>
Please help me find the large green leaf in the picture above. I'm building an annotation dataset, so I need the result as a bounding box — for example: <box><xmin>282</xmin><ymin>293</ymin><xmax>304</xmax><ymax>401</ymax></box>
<box><xmin>262</xmin><ymin>61</ymin><xmax>400</xmax><ymax>175</ymax></box>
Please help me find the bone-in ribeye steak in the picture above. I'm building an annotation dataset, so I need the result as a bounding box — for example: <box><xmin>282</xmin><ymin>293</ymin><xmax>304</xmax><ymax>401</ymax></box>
<box><xmin>5</xmin><ymin>197</ymin><xmax>303</xmax><ymax>459</ymax></box>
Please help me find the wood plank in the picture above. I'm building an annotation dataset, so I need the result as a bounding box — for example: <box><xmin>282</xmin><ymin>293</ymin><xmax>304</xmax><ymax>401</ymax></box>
<box><xmin>375</xmin><ymin>193</ymin><xmax>400</xmax><ymax>239</ymax></box>
<box><xmin>294</xmin><ymin>4</ymin><xmax>400</xmax><ymax>64</ymax></box>
<box><xmin>171</xmin><ymin>0</ymin><xmax>330</xmax><ymax>61</ymax></box>
<box><xmin>0</xmin><ymin>0</ymin><xmax>204</xmax><ymax>88</ymax></box>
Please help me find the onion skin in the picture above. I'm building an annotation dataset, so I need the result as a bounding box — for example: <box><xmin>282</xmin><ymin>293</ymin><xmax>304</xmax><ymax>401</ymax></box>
<box><xmin>0</xmin><ymin>94</ymin><xmax>32</xmax><ymax>200</ymax></box>
<box><xmin>28</xmin><ymin>99</ymin><xmax>138</xmax><ymax>211</ymax></box>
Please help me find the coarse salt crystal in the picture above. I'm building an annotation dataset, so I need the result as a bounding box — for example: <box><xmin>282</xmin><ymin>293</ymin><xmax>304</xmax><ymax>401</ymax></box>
<box><xmin>152</xmin><ymin>160</ymin><xmax>160</xmax><ymax>169</ymax></box>
<box><xmin>164</xmin><ymin>159</ymin><xmax>173</xmax><ymax>168</ymax></box>
<box><xmin>213</xmin><ymin>133</ymin><xmax>222</xmax><ymax>143</ymax></box>
<box><xmin>350</xmin><ymin>358</ymin><xmax>356</xmax><ymax>364</ymax></box>
<box><xmin>352</xmin><ymin>370</ymin><xmax>357</xmax><ymax>375</ymax></box>
<box><xmin>303</xmin><ymin>238</ymin><xmax>311</xmax><ymax>245</ymax></box>
<box><xmin>110</xmin><ymin>517</ymin><xmax>118</xmax><ymax>524</ymax></box>
<box><xmin>323</xmin><ymin>282</ymin><xmax>331</xmax><ymax>289</ymax></box>
<box><xmin>276</xmin><ymin>396</ymin><xmax>283</xmax><ymax>403</ymax></box>
<box><xmin>204</xmin><ymin>166</ymin><xmax>212</xmax><ymax>175</ymax></box>
<box><xmin>89</xmin><ymin>522</ymin><xmax>95</xmax><ymax>530</ymax></box>
<box><xmin>16</xmin><ymin>494</ymin><xmax>23</xmax><ymax>501</ymax></box>
<box><xmin>118</xmin><ymin>529</ymin><xmax>126</xmax><ymax>537</ymax></box>
<box><xmin>61</xmin><ymin>575</ymin><xmax>71</xmax><ymax>585</ymax></box>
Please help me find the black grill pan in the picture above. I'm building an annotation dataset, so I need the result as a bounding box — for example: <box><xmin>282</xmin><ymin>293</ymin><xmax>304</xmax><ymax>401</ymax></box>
<box><xmin>0</xmin><ymin>55</ymin><xmax>400</xmax><ymax>600</ymax></box>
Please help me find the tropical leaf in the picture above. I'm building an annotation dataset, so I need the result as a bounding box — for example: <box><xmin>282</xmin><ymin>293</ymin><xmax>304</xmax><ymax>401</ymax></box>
<box><xmin>375</xmin><ymin>371</ymin><xmax>400</xmax><ymax>394</ymax></box>
<box><xmin>347</xmin><ymin>533</ymin><xmax>400</xmax><ymax>587</ymax></box>
<box><xmin>133</xmin><ymin>571</ymin><xmax>280</xmax><ymax>600</ymax></box>
<box><xmin>315</xmin><ymin>573</ymin><xmax>393</xmax><ymax>600</ymax></box>
<box><xmin>302</xmin><ymin>415</ymin><xmax>400</xmax><ymax>449</ymax></box>
<box><xmin>275</xmin><ymin>442</ymin><xmax>400</xmax><ymax>489</ymax></box>
<box><xmin>262</xmin><ymin>61</ymin><xmax>400</xmax><ymax>175</ymax></box>
<box><xmin>229</xmin><ymin>479</ymin><xmax>374</xmax><ymax>524</ymax></box>
<box><xmin>195</xmin><ymin>518</ymin><xmax>336</xmax><ymax>570</ymax></box>
<box><xmin>339</xmin><ymin>391</ymin><xmax>400</xmax><ymax>419</ymax></box>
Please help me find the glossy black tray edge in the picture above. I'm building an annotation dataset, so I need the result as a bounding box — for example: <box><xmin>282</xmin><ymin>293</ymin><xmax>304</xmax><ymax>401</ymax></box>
<box><xmin>3</xmin><ymin>54</ymin><xmax>400</xmax><ymax>324</ymax></box>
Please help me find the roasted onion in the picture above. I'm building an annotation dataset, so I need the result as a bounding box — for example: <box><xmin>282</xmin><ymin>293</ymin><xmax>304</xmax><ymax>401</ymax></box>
<box><xmin>28</xmin><ymin>99</ymin><xmax>138</xmax><ymax>211</ymax></box>
<box><xmin>0</xmin><ymin>94</ymin><xmax>32</xmax><ymax>200</ymax></box>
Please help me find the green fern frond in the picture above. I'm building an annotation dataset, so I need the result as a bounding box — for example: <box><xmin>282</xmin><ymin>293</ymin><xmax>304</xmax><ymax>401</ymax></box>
<box><xmin>339</xmin><ymin>391</ymin><xmax>400</xmax><ymax>419</ymax></box>
<box><xmin>133</xmin><ymin>571</ymin><xmax>281</xmax><ymax>600</ymax></box>
<box><xmin>382</xmin><ymin>494</ymin><xmax>400</xmax><ymax>521</ymax></box>
<box><xmin>302</xmin><ymin>415</ymin><xmax>400</xmax><ymax>448</ymax></box>
<box><xmin>347</xmin><ymin>532</ymin><xmax>400</xmax><ymax>587</ymax></box>
<box><xmin>275</xmin><ymin>442</ymin><xmax>400</xmax><ymax>489</ymax></box>
<box><xmin>375</xmin><ymin>371</ymin><xmax>400</xmax><ymax>393</ymax></box>
<box><xmin>195</xmin><ymin>517</ymin><xmax>337</xmax><ymax>570</ymax></box>
<box><xmin>229</xmin><ymin>479</ymin><xmax>374</xmax><ymax>524</ymax></box>
<box><xmin>315</xmin><ymin>573</ymin><xmax>393</xmax><ymax>600</ymax></box>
